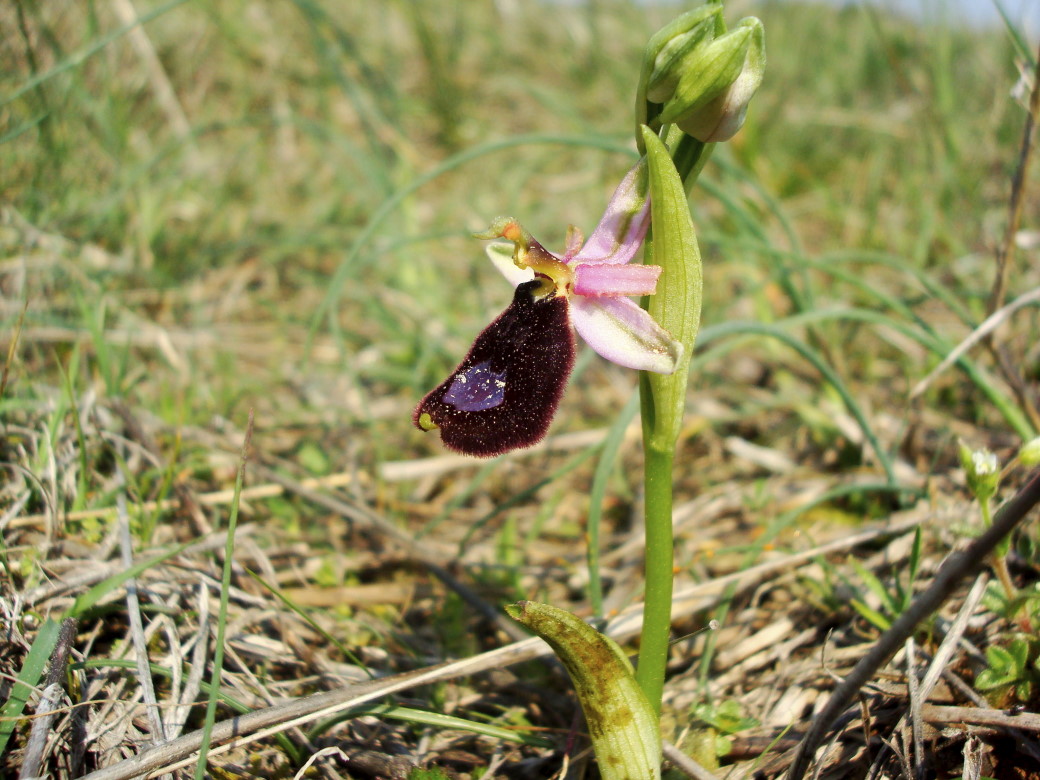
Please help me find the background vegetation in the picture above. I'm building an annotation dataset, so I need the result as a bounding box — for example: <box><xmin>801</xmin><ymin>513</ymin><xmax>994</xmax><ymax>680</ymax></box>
<box><xmin>2</xmin><ymin>0</ymin><xmax>1039</xmax><ymax>777</ymax></box>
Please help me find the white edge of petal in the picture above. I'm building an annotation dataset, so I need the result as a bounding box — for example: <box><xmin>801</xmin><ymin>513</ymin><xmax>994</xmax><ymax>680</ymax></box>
<box><xmin>570</xmin><ymin>296</ymin><xmax>682</xmax><ymax>374</ymax></box>
<box><xmin>485</xmin><ymin>242</ymin><xmax>535</xmax><ymax>288</ymax></box>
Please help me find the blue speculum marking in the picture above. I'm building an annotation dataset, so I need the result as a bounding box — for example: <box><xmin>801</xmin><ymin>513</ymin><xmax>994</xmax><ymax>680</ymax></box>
<box><xmin>442</xmin><ymin>361</ymin><xmax>507</xmax><ymax>412</ymax></box>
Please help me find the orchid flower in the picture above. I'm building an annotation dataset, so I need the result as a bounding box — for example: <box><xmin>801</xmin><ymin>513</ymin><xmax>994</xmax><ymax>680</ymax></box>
<box><xmin>414</xmin><ymin>158</ymin><xmax>682</xmax><ymax>457</ymax></box>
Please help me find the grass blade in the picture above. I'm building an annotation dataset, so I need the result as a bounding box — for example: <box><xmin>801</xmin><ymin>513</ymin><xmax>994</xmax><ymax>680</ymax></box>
<box><xmin>0</xmin><ymin>618</ymin><xmax>61</xmax><ymax>757</ymax></box>
<box><xmin>195</xmin><ymin>411</ymin><xmax>253</xmax><ymax>778</ymax></box>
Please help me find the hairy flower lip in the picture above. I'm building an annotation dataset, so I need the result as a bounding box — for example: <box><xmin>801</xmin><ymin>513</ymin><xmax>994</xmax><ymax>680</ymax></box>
<box><xmin>415</xmin><ymin>157</ymin><xmax>684</xmax><ymax>457</ymax></box>
<box><xmin>413</xmin><ymin>280</ymin><xmax>575</xmax><ymax>457</ymax></box>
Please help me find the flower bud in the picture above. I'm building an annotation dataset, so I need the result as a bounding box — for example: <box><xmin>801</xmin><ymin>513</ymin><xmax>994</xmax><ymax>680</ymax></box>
<box><xmin>1018</xmin><ymin>437</ymin><xmax>1040</xmax><ymax>468</ymax></box>
<box><xmin>644</xmin><ymin>5</ymin><xmax>723</xmax><ymax>103</ymax></box>
<box><xmin>959</xmin><ymin>441</ymin><xmax>1000</xmax><ymax>502</ymax></box>
<box><xmin>655</xmin><ymin>16</ymin><xmax>765</xmax><ymax>143</ymax></box>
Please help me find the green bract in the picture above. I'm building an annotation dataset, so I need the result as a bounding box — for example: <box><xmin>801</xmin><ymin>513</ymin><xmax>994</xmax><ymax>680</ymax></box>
<box><xmin>506</xmin><ymin>601</ymin><xmax>662</xmax><ymax>780</ymax></box>
<box><xmin>633</xmin><ymin>127</ymin><xmax>704</xmax><ymax>713</ymax></box>
<box><xmin>640</xmin><ymin>126</ymin><xmax>702</xmax><ymax>454</ymax></box>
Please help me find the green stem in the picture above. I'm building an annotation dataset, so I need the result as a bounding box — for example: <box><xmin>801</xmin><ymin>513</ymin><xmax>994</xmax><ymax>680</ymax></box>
<box><xmin>670</xmin><ymin>132</ymin><xmax>710</xmax><ymax>192</ymax></box>
<box><xmin>635</xmin><ymin>442</ymin><xmax>676</xmax><ymax>715</ymax></box>
<box><xmin>983</xmin><ymin>498</ymin><xmax>1016</xmax><ymax>599</ymax></box>
<box><xmin>633</xmin><ymin>126</ymin><xmax>706</xmax><ymax>716</ymax></box>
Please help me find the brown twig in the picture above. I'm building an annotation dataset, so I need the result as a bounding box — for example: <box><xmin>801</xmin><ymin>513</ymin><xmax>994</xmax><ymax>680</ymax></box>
<box><xmin>987</xmin><ymin>39</ymin><xmax>1040</xmax><ymax>319</ymax></box>
<box><xmin>984</xmin><ymin>38</ymin><xmax>1040</xmax><ymax>433</ymax></box>
<box><xmin>921</xmin><ymin>704</ymin><xmax>1040</xmax><ymax>733</ymax></box>
<box><xmin>786</xmin><ymin>467</ymin><xmax>1040</xmax><ymax>780</ymax></box>
<box><xmin>116</xmin><ymin>488</ymin><xmax>167</xmax><ymax>747</ymax></box>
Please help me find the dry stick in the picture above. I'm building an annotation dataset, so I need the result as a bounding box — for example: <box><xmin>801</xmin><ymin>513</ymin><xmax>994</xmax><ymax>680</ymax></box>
<box><xmin>109</xmin><ymin>0</ymin><xmax>196</xmax><ymax>154</ymax></box>
<box><xmin>117</xmin><ymin>490</ymin><xmax>167</xmax><ymax>746</ymax></box>
<box><xmin>920</xmin><ymin>574</ymin><xmax>989</xmax><ymax>700</ymax></box>
<box><xmin>940</xmin><ymin>667</ymin><xmax>1040</xmax><ymax>763</ymax></box>
<box><xmin>905</xmin><ymin>638</ymin><xmax>924</xmax><ymax>776</ymax></box>
<box><xmin>984</xmin><ymin>38</ymin><xmax>1040</xmax><ymax>433</ymax></box>
<box><xmin>987</xmin><ymin>37</ymin><xmax>1040</xmax><ymax>318</ymax></box>
<box><xmin>162</xmin><ymin>581</ymin><xmax>209</xmax><ymax>740</ymax></box>
<box><xmin>195</xmin><ymin>411</ymin><xmax>255</xmax><ymax>777</ymax></box>
<box><xmin>786</xmin><ymin>467</ymin><xmax>1040</xmax><ymax>780</ymax></box>
<box><xmin>962</xmin><ymin>734</ymin><xmax>985</xmax><ymax>780</ymax></box>
<box><xmin>921</xmin><ymin>704</ymin><xmax>1040</xmax><ymax>734</ymax></box>
<box><xmin>1</xmin><ymin>299</ymin><xmax>28</xmax><ymax>400</ymax></box>
<box><xmin>910</xmin><ymin>285</ymin><xmax>1040</xmax><ymax>399</ymax></box>
<box><xmin>662</xmin><ymin>740</ymin><xmax>719</xmax><ymax>780</ymax></box>
<box><xmin>117</xmin><ymin>560</ymin><xmax>175</xmax><ymax>778</ymax></box>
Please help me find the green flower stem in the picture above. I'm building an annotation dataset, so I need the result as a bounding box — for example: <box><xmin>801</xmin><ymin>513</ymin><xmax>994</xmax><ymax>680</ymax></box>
<box><xmin>669</xmin><ymin>127</ymin><xmax>711</xmax><ymax>191</ymax></box>
<box><xmin>636</xmin><ymin>442</ymin><xmax>677</xmax><ymax>715</ymax></box>
<box><xmin>983</xmin><ymin>499</ymin><xmax>1016</xmax><ymax>599</ymax></box>
<box><xmin>635</xmin><ymin>127</ymin><xmax>704</xmax><ymax>714</ymax></box>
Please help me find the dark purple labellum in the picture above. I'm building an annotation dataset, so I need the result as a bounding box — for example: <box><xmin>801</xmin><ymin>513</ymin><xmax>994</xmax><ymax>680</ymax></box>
<box><xmin>414</xmin><ymin>280</ymin><xmax>575</xmax><ymax>457</ymax></box>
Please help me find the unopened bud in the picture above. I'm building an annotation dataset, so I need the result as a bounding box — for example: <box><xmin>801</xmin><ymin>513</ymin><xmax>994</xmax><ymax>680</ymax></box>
<box><xmin>656</xmin><ymin>17</ymin><xmax>765</xmax><ymax>143</ymax></box>
<box><xmin>644</xmin><ymin>5</ymin><xmax>722</xmax><ymax>103</ymax></box>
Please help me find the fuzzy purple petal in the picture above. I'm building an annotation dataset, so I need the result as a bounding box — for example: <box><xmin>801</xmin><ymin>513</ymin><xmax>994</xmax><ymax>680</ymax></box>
<box><xmin>570</xmin><ymin>295</ymin><xmax>681</xmax><ymax>374</ymax></box>
<box><xmin>414</xmin><ymin>281</ymin><xmax>575</xmax><ymax>456</ymax></box>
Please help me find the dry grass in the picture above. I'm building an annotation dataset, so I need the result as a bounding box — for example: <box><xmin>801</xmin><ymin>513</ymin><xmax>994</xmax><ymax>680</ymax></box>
<box><xmin>4</xmin><ymin>383</ymin><xmax>1040</xmax><ymax>778</ymax></box>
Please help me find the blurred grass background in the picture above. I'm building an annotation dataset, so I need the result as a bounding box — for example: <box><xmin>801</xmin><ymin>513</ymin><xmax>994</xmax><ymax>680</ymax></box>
<box><xmin>3</xmin><ymin>0</ymin><xmax>1040</xmax><ymax>584</ymax></box>
<box><xmin>4</xmin><ymin>0</ymin><xmax>1035</xmax><ymax>447</ymax></box>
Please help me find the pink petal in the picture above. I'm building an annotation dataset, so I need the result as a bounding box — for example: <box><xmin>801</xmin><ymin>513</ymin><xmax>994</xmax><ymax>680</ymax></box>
<box><xmin>571</xmin><ymin>159</ymin><xmax>651</xmax><ymax>266</ymax></box>
<box><xmin>570</xmin><ymin>295</ymin><xmax>681</xmax><ymax>374</ymax></box>
<box><xmin>573</xmin><ymin>263</ymin><xmax>661</xmax><ymax>297</ymax></box>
